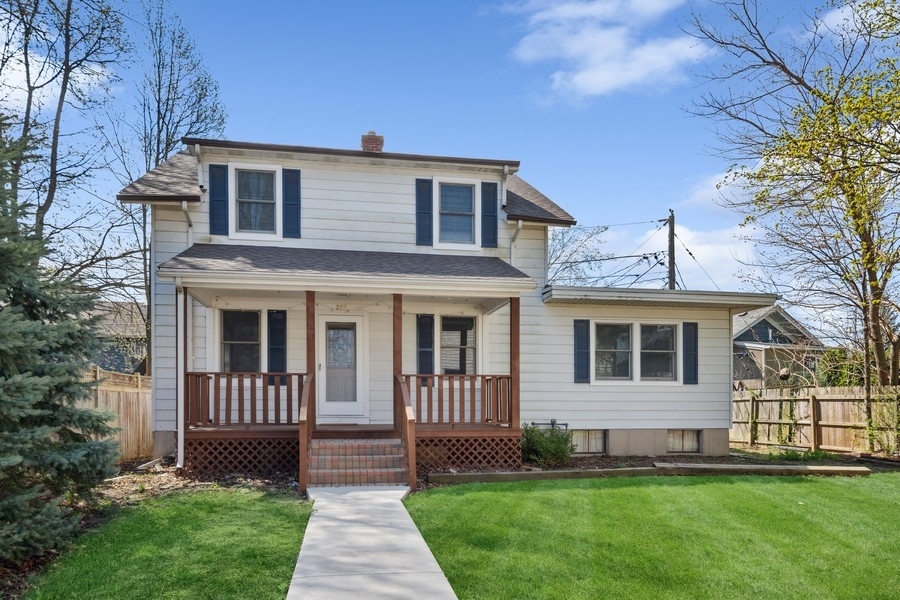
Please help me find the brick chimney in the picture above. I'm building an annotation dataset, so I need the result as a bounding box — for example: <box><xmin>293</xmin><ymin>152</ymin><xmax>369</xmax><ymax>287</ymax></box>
<box><xmin>361</xmin><ymin>131</ymin><xmax>384</xmax><ymax>152</ymax></box>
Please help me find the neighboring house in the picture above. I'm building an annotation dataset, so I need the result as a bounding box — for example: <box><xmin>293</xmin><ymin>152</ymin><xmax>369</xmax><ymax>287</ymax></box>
<box><xmin>118</xmin><ymin>132</ymin><xmax>776</xmax><ymax>489</ymax></box>
<box><xmin>733</xmin><ymin>305</ymin><xmax>825</xmax><ymax>389</ymax></box>
<box><xmin>91</xmin><ymin>301</ymin><xmax>148</xmax><ymax>374</ymax></box>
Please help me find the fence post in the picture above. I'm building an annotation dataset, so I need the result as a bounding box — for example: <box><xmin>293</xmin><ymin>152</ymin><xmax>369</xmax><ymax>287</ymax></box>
<box><xmin>810</xmin><ymin>394</ymin><xmax>819</xmax><ymax>451</ymax></box>
<box><xmin>749</xmin><ymin>393</ymin><xmax>758</xmax><ymax>446</ymax></box>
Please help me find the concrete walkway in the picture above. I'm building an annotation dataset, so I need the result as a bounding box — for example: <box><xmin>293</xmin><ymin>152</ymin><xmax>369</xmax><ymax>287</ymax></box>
<box><xmin>286</xmin><ymin>486</ymin><xmax>457</xmax><ymax>600</ymax></box>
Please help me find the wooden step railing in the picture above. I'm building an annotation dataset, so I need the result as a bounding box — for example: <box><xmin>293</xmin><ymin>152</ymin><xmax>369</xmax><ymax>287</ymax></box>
<box><xmin>185</xmin><ymin>372</ymin><xmax>307</xmax><ymax>427</ymax></box>
<box><xmin>395</xmin><ymin>375</ymin><xmax>417</xmax><ymax>488</ymax></box>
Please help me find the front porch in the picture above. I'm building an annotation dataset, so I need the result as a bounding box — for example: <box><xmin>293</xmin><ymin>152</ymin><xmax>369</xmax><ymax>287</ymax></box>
<box><xmin>162</xmin><ymin>245</ymin><xmax>534</xmax><ymax>490</ymax></box>
<box><xmin>181</xmin><ymin>370</ymin><xmax>521</xmax><ymax>488</ymax></box>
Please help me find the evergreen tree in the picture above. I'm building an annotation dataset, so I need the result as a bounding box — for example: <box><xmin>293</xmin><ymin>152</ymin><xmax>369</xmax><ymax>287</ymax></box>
<box><xmin>0</xmin><ymin>117</ymin><xmax>118</xmax><ymax>560</ymax></box>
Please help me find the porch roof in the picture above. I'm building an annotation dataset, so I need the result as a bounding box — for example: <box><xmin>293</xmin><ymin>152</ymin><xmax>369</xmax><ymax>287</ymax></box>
<box><xmin>159</xmin><ymin>243</ymin><xmax>535</xmax><ymax>296</ymax></box>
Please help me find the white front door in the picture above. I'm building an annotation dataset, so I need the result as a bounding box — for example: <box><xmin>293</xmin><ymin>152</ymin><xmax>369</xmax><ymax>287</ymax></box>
<box><xmin>316</xmin><ymin>315</ymin><xmax>368</xmax><ymax>420</ymax></box>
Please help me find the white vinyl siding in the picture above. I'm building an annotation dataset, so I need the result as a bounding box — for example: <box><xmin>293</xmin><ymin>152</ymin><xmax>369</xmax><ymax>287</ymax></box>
<box><xmin>513</xmin><ymin>229</ymin><xmax>734</xmax><ymax>431</ymax></box>
<box><xmin>189</xmin><ymin>154</ymin><xmax>505</xmax><ymax>255</ymax></box>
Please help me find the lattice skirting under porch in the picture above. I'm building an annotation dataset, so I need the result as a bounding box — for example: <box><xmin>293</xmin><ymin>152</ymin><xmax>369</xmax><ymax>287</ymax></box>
<box><xmin>416</xmin><ymin>433</ymin><xmax>522</xmax><ymax>474</ymax></box>
<box><xmin>184</xmin><ymin>437</ymin><xmax>298</xmax><ymax>476</ymax></box>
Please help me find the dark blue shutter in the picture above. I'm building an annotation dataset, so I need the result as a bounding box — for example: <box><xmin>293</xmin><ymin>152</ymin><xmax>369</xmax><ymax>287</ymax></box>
<box><xmin>415</xmin><ymin>179</ymin><xmax>433</xmax><ymax>246</ymax></box>
<box><xmin>209</xmin><ymin>164</ymin><xmax>228</xmax><ymax>235</ymax></box>
<box><xmin>268</xmin><ymin>310</ymin><xmax>287</xmax><ymax>384</ymax></box>
<box><xmin>481</xmin><ymin>182</ymin><xmax>498</xmax><ymax>248</ymax></box>
<box><xmin>683</xmin><ymin>322</ymin><xmax>698</xmax><ymax>385</ymax></box>
<box><xmin>574</xmin><ymin>320</ymin><xmax>590</xmax><ymax>383</ymax></box>
<box><xmin>283</xmin><ymin>169</ymin><xmax>301</xmax><ymax>238</ymax></box>
<box><xmin>417</xmin><ymin>314</ymin><xmax>434</xmax><ymax>384</ymax></box>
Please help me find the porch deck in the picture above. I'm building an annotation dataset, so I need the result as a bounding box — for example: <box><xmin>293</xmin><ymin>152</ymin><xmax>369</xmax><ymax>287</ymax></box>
<box><xmin>182</xmin><ymin>371</ymin><xmax>522</xmax><ymax>485</ymax></box>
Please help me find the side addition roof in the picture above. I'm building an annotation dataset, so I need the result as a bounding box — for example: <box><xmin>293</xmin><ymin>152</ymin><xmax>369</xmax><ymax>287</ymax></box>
<box><xmin>116</xmin><ymin>151</ymin><xmax>202</xmax><ymax>203</ymax></box>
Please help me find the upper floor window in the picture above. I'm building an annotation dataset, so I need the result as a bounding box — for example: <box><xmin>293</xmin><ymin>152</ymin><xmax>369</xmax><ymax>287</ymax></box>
<box><xmin>237</xmin><ymin>169</ymin><xmax>276</xmax><ymax>232</ymax></box>
<box><xmin>439</xmin><ymin>183</ymin><xmax>475</xmax><ymax>244</ymax></box>
<box><xmin>208</xmin><ymin>163</ymin><xmax>301</xmax><ymax>240</ymax></box>
<box><xmin>416</xmin><ymin>177</ymin><xmax>498</xmax><ymax>249</ymax></box>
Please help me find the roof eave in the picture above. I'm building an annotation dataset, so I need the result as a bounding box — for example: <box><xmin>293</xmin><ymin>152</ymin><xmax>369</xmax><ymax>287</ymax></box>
<box><xmin>183</xmin><ymin>137</ymin><xmax>521</xmax><ymax>170</ymax></box>
<box><xmin>158</xmin><ymin>268</ymin><xmax>536</xmax><ymax>297</ymax></box>
<box><xmin>117</xmin><ymin>194</ymin><xmax>202</xmax><ymax>204</ymax></box>
<box><xmin>543</xmin><ymin>286</ymin><xmax>779</xmax><ymax>310</ymax></box>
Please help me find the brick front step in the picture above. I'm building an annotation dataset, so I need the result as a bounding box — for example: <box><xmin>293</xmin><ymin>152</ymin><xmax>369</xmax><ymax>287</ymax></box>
<box><xmin>308</xmin><ymin>438</ymin><xmax>409</xmax><ymax>486</ymax></box>
<box><xmin>311</xmin><ymin>454</ymin><xmax>406</xmax><ymax>469</ymax></box>
<box><xmin>308</xmin><ymin>467</ymin><xmax>409</xmax><ymax>486</ymax></box>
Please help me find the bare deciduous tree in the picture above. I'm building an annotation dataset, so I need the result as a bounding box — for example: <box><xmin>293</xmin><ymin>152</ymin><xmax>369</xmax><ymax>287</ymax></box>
<box><xmin>103</xmin><ymin>0</ymin><xmax>226</xmax><ymax>371</ymax></box>
<box><xmin>691</xmin><ymin>0</ymin><xmax>900</xmax><ymax>386</ymax></box>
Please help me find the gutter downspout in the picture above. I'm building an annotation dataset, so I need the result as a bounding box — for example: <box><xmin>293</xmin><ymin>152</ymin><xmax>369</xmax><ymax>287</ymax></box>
<box><xmin>501</xmin><ymin>164</ymin><xmax>508</xmax><ymax>208</ymax></box>
<box><xmin>175</xmin><ymin>278</ymin><xmax>185</xmax><ymax>468</ymax></box>
<box><xmin>510</xmin><ymin>219</ymin><xmax>523</xmax><ymax>265</ymax></box>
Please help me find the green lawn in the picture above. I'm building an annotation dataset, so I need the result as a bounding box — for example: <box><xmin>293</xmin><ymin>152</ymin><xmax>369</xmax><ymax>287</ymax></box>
<box><xmin>406</xmin><ymin>473</ymin><xmax>900</xmax><ymax>600</ymax></box>
<box><xmin>26</xmin><ymin>488</ymin><xmax>311</xmax><ymax>600</ymax></box>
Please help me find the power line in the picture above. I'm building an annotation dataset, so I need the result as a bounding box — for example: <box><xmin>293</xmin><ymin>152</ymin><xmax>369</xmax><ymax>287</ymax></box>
<box><xmin>674</xmin><ymin>233</ymin><xmax>721</xmax><ymax>291</ymax></box>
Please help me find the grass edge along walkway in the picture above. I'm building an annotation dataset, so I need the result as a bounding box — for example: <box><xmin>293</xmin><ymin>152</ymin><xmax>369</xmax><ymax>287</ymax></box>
<box><xmin>25</xmin><ymin>488</ymin><xmax>311</xmax><ymax>600</ymax></box>
<box><xmin>407</xmin><ymin>473</ymin><xmax>900</xmax><ymax>600</ymax></box>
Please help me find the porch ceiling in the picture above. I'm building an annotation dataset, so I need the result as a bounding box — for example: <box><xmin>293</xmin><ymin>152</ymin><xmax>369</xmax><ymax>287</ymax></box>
<box><xmin>160</xmin><ymin>243</ymin><xmax>535</xmax><ymax>297</ymax></box>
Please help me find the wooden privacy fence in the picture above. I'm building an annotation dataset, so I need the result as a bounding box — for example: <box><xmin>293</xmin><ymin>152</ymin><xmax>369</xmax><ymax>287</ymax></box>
<box><xmin>732</xmin><ymin>387</ymin><xmax>900</xmax><ymax>454</ymax></box>
<box><xmin>78</xmin><ymin>367</ymin><xmax>153</xmax><ymax>460</ymax></box>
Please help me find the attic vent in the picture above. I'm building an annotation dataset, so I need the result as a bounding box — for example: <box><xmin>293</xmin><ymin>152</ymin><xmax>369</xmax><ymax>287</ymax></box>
<box><xmin>361</xmin><ymin>131</ymin><xmax>384</xmax><ymax>152</ymax></box>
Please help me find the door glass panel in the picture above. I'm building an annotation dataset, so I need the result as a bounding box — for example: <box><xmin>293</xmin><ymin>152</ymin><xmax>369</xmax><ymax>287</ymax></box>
<box><xmin>326</xmin><ymin>323</ymin><xmax>356</xmax><ymax>402</ymax></box>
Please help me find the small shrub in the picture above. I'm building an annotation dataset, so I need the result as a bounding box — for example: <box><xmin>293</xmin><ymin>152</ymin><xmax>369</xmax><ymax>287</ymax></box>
<box><xmin>768</xmin><ymin>449</ymin><xmax>838</xmax><ymax>462</ymax></box>
<box><xmin>522</xmin><ymin>423</ymin><xmax>576</xmax><ymax>468</ymax></box>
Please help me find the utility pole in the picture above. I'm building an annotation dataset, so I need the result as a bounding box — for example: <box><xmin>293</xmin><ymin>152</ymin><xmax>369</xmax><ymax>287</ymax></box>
<box><xmin>667</xmin><ymin>209</ymin><xmax>676</xmax><ymax>290</ymax></box>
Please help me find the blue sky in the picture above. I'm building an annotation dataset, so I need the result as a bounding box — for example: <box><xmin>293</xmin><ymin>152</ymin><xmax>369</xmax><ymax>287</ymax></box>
<box><xmin>172</xmin><ymin>0</ymin><xmax>821</xmax><ymax>291</ymax></box>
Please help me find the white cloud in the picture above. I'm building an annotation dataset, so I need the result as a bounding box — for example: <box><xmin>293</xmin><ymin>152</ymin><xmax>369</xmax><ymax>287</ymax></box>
<box><xmin>510</xmin><ymin>0</ymin><xmax>704</xmax><ymax>98</ymax></box>
<box><xmin>0</xmin><ymin>30</ymin><xmax>110</xmax><ymax>115</ymax></box>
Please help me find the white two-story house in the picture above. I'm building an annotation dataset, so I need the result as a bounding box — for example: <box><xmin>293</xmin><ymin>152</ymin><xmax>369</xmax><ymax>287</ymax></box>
<box><xmin>118</xmin><ymin>132</ymin><xmax>776</xmax><ymax>489</ymax></box>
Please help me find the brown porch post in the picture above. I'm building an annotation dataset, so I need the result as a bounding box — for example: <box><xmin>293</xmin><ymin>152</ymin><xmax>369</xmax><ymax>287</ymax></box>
<box><xmin>510</xmin><ymin>297</ymin><xmax>521</xmax><ymax>429</ymax></box>
<box><xmin>393</xmin><ymin>293</ymin><xmax>402</xmax><ymax>434</ymax></box>
<box><xmin>306</xmin><ymin>291</ymin><xmax>316</xmax><ymax>428</ymax></box>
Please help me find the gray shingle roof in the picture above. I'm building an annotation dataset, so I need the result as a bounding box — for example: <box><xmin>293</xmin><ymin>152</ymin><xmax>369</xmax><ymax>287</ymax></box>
<box><xmin>117</xmin><ymin>141</ymin><xmax>574</xmax><ymax>226</ymax></box>
<box><xmin>117</xmin><ymin>151</ymin><xmax>202</xmax><ymax>202</ymax></box>
<box><xmin>159</xmin><ymin>244</ymin><xmax>531</xmax><ymax>280</ymax></box>
<box><xmin>505</xmin><ymin>174</ymin><xmax>576</xmax><ymax>225</ymax></box>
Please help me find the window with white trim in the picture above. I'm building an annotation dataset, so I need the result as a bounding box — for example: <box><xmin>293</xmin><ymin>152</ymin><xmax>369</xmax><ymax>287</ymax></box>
<box><xmin>640</xmin><ymin>324</ymin><xmax>676</xmax><ymax>381</ymax></box>
<box><xmin>227</xmin><ymin>162</ymin><xmax>283</xmax><ymax>238</ymax></box>
<box><xmin>432</xmin><ymin>177</ymin><xmax>482</xmax><ymax>248</ymax></box>
<box><xmin>595</xmin><ymin>324</ymin><xmax>632</xmax><ymax>379</ymax></box>
<box><xmin>589</xmin><ymin>322</ymin><xmax>679</xmax><ymax>382</ymax></box>
<box><xmin>236</xmin><ymin>169</ymin><xmax>276</xmax><ymax>232</ymax></box>
<box><xmin>439</xmin><ymin>183</ymin><xmax>475</xmax><ymax>243</ymax></box>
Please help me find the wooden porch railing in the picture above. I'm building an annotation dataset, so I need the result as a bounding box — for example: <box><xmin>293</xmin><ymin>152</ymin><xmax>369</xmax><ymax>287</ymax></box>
<box><xmin>185</xmin><ymin>372</ymin><xmax>307</xmax><ymax>427</ymax></box>
<box><xmin>401</xmin><ymin>374</ymin><xmax>515</xmax><ymax>428</ymax></box>
<box><xmin>298</xmin><ymin>374</ymin><xmax>313</xmax><ymax>494</ymax></box>
<box><xmin>395</xmin><ymin>375</ymin><xmax>417</xmax><ymax>488</ymax></box>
